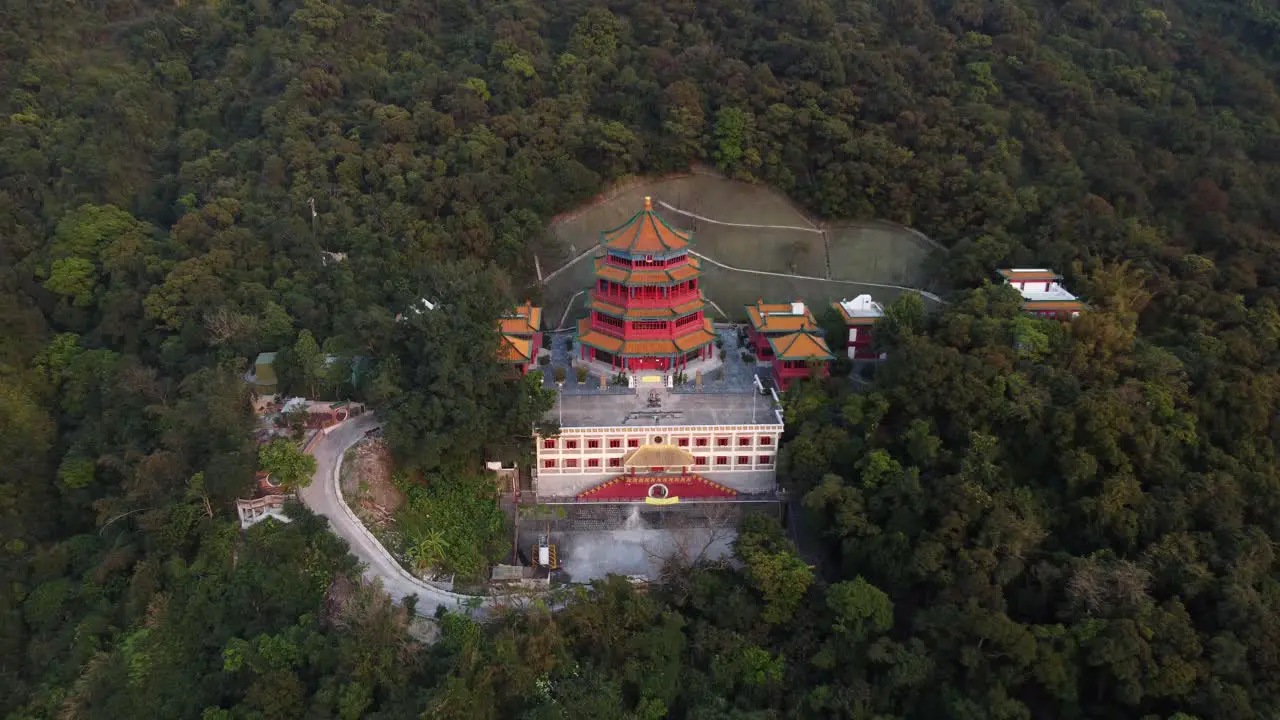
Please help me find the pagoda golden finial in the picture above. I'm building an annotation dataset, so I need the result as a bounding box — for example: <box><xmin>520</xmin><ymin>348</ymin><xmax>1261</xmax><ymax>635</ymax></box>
<box><xmin>644</xmin><ymin>196</ymin><xmax>652</xmax><ymax>211</ymax></box>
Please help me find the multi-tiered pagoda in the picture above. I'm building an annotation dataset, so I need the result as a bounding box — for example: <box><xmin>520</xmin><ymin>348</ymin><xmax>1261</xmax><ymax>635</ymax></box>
<box><xmin>576</xmin><ymin>197</ymin><xmax>717</xmax><ymax>372</ymax></box>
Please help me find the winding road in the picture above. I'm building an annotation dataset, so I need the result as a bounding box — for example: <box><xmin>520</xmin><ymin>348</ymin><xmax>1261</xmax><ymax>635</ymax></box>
<box><xmin>298</xmin><ymin>414</ymin><xmax>484</xmax><ymax>616</ymax></box>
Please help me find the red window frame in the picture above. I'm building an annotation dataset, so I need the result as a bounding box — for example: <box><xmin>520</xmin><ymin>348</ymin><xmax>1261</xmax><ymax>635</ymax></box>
<box><xmin>627</xmin><ymin>438</ymin><xmax>640</xmax><ymax>448</ymax></box>
<box><xmin>716</xmin><ymin>437</ymin><xmax>729</xmax><ymax>447</ymax></box>
<box><xmin>587</xmin><ymin>458</ymin><xmax>600</xmax><ymax>468</ymax></box>
<box><xmin>587</xmin><ymin>439</ymin><xmax>600</xmax><ymax>449</ymax></box>
<box><xmin>565</xmin><ymin>440</ymin><xmax>578</xmax><ymax>450</ymax></box>
<box><xmin>758</xmin><ymin>455</ymin><xmax>774</xmax><ymax>465</ymax></box>
<box><xmin>543</xmin><ymin>439</ymin><xmax>556</xmax><ymax>449</ymax></box>
<box><xmin>677</xmin><ymin>438</ymin><xmax>690</xmax><ymax>447</ymax></box>
<box><xmin>715</xmin><ymin>456</ymin><xmax>729</xmax><ymax>466</ymax></box>
<box><xmin>737</xmin><ymin>456</ymin><xmax>750</xmax><ymax>465</ymax></box>
<box><xmin>565</xmin><ymin>459</ymin><xmax>578</xmax><ymax>468</ymax></box>
<box><xmin>738</xmin><ymin>437</ymin><xmax>752</xmax><ymax>447</ymax></box>
<box><xmin>694</xmin><ymin>456</ymin><xmax>707</xmax><ymax>465</ymax></box>
<box><xmin>695</xmin><ymin>438</ymin><xmax>709</xmax><ymax>447</ymax></box>
<box><xmin>543</xmin><ymin>459</ymin><xmax>556</xmax><ymax>468</ymax></box>
<box><xmin>609</xmin><ymin>439</ymin><xmax>622</xmax><ymax>449</ymax></box>
<box><xmin>608</xmin><ymin>458</ymin><xmax>622</xmax><ymax>467</ymax></box>
<box><xmin>759</xmin><ymin>436</ymin><xmax>772</xmax><ymax>445</ymax></box>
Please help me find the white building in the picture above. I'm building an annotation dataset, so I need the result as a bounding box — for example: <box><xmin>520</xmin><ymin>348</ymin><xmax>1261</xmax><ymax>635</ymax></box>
<box><xmin>533</xmin><ymin>388</ymin><xmax>782</xmax><ymax>502</ymax></box>
<box><xmin>997</xmin><ymin>268</ymin><xmax>1085</xmax><ymax>319</ymax></box>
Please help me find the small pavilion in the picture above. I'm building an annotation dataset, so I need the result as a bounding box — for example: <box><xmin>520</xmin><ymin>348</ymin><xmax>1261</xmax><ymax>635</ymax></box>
<box><xmin>831</xmin><ymin>295</ymin><xmax>886</xmax><ymax>360</ymax></box>
<box><xmin>998</xmin><ymin>269</ymin><xmax>1085</xmax><ymax>319</ymax></box>
<box><xmin>744</xmin><ymin>299</ymin><xmax>819</xmax><ymax>361</ymax></box>
<box><xmin>767</xmin><ymin>332</ymin><xmax>834</xmax><ymax>390</ymax></box>
<box><xmin>498</xmin><ymin>302</ymin><xmax>543</xmax><ymax>376</ymax></box>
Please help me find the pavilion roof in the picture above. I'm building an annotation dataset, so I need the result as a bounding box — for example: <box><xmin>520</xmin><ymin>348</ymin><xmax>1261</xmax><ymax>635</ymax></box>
<box><xmin>498</xmin><ymin>335</ymin><xmax>533</xmax><ymax>363</ymax></box>
<box><xmin>998</xmin><ymin>268</ymin><xmax>1063</xmax><ymax>282</ymax></box>
<box><xmin>745</xmin><ymin>299</ymin><xmax>818</xmax><ymax>333</ymax></box>
<box><xmin>832</xmin><ymin>295</ymin><xmax>885</xmax><ymax>326</ymax></box>
<box><xmin>600</xmin><ymin>197</ymin><xmax>692</xmax><ymax>254</ymax></box>
<box><xmin>499</xmin><ymin>302</ymin><xmax>541</xmax><ymax>335</ymax></box>
<box><xmin>593</xmin><ymin>256</ymin><xmax>702</xmax><ymax>286</ymax></box>
<box><xmin>587</xmin><ymin>293</ymin><xmax>706</xmax><ymax>320</ymax></box>
<box><xmin>621</xmin><ymin>444</ymin><xmax>697</xmax><ymax>468</ymax></box>
<box><xmin>576</xmin><ymin>318</ymin><xmax>715</xmax><ymax>357</ymax></box>
<box><xmin>768</xmin><ymin>332</ymin><xmax>834</xmax><ymax>361</ymax></box>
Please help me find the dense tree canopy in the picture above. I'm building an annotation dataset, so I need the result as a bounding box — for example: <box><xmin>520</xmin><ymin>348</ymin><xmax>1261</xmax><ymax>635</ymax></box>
<box><xmin>2</xmin><ymin>0</ymin><xmax>1280</xmax><ymax>717</ymax></box>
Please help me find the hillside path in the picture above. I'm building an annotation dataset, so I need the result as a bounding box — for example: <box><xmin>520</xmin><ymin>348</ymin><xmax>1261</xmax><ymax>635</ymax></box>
<box><xmin>299</xmin><ymin>415</ymin><xmax>484</xmax><ymax>616</ymax></box>
<box><xmin>689</xmin><ymin>251</ymin><xmax>944</xmax><ymax>304</ymax></box>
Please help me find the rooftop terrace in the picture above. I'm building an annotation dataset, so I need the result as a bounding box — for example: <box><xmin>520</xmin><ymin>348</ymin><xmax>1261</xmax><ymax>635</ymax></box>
<box><xmin>549</xmin><ymin>386</ymin><xmax>781</xmax><ymax>428</ymax></box>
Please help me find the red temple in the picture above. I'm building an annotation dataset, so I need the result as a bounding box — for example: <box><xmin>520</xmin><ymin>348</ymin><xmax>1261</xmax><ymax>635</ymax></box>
<box><xmin>768</xmin><ymin>332</ymin><xmax>834</xmax><ymax>390</ymax></box>
<box><xmin>576</xmin><ymin>197</ymin><xmax>717</xmax><ymax>371</ymax></box>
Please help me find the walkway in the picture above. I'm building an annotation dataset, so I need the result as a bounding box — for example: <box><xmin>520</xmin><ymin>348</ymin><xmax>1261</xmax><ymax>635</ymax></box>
<box><xmin>297</xmin><ymin>415</ymin><xmax>486</xmax><ymax>616</ymax></box>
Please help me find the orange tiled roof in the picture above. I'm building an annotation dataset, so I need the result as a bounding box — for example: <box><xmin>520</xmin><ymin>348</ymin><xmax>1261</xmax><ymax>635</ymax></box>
<box><xmin>1023</xmin><ymin>299</ymin><xmax>1086</xmax><ymax>311</ymax></box>
<box><xmin>674</xmin><ymin>319</ymin><xmax>715</xmax><ymax>351</ymax></box>
<box><xmin>576</xmin><ymin>319</ymin><xmax>715</xmax><ymax>357</ymax></box>
<box><xmin>600</xmin><ymin>197</ymin><xmax>692</xmax><ymax>253</ymax></box>
<box><xmin>998</xmin><ymin>268</ymin><xmax>1062</xmax><ymax>282</ymax></box>
<box><xmin>499</xmin><ymin>302</ymin><xmax>541</xmax><ymax>335</ymax></box>
<box><xmin>745</xmin><ymin>299</ymin><xmax>818</xmax><ymax>333</ymax></box>
<box><xmin>587</xmin><ymin>293</ymin><xmax>706</xmax><ymax>320</ymax></box>
<box><xmin>577</xmin><ymin>318</ymin><xmax>623</xmax><ymax>353</ymax></box>
<box><xmin>768</xmin><ymin>332</ymin><xmax>833</xmax><ymax>361</ymax></box>
<box><xmin>593</xmin><ymin>256</ymin><xmax>702</xmax><ymax>286</ymax></box>
<box><xmin>620</xmin><ymin>339</ymin><xmax>680</xmax><ymax>355</ymax></box>
<box><xmin>498</xmin><ymin>335</ymin><xmax>532</xmax><ymax>363</ymax></box>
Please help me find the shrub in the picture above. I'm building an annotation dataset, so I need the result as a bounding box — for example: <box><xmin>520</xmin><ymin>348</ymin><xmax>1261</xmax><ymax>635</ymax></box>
<box><xmin>574</xmin><ymin>365</ymin><xmax>588</xmax><ymax>383</ymax></box>
<box><xmin>553</xmin><ymin>366</ymin><xmax>567</xmax><ymax>384</ymax></box>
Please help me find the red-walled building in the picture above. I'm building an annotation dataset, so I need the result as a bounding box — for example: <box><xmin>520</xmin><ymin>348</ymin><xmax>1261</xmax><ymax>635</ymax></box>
<box><xmin>576</xmin><ymin>198</ymin><xmax>717</xmax><ymax>371</ymax></box>
<box><xmin>767</xmin><ymin>332</ymin><xmax>834</xmax><ymax>390</ymax></box>
<box><xmin>499</xmin><ymin>302</ymin><xmax>543</xmax><ymax>376</ymax></box>
<box><xmin>744</xmin><ymin>299</ymin><xmax>820</xmax><ymax>361</ymax></box>
<box><xmin>832</xmin><ymin>295</ymin><xmax>886</xmax><ymax>360</ymax></box>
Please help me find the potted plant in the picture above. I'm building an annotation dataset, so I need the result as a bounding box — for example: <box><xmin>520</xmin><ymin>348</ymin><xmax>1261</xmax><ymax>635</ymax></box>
<box><xmin>553</xmin><ymin>366</ymin><xmax>567</xmax><ymax>385</ymax></box>
<box><xmin>574</xmin><ymin>365</ymin><xmax>588</xmax><ymax>383</ymax></box>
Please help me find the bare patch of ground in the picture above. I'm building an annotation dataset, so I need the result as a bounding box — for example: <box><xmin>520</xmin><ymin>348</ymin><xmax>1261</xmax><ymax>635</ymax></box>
<box><xmin>341</xmin><ymin>438</ymin><xmax>404</xmax><ymax>528</ymax></box>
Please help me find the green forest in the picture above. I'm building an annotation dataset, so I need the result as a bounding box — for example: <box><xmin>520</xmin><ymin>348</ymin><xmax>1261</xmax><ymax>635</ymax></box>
<box><xmin>3</xmin><ymin>0</ymin><xmax>1280</xmax><ymax>717</ymax></box>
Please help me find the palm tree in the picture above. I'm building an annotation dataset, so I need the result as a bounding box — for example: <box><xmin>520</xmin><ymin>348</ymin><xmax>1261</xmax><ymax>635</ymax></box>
<box><xmin>404</xmin><ymin>530</ymin><xmax>448</xmax><ymax>575</ymax></box>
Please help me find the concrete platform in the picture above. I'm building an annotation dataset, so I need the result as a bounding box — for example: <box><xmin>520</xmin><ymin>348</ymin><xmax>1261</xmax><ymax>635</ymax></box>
<box><xmin>551</xmin><ymin>386</ymin><xmax>779</xmax><ymax>428</ymax></box>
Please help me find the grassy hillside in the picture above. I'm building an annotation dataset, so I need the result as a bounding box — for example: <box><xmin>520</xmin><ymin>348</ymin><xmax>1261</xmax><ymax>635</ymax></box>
<box><xmin>538</xmin><ymin>173</ymin><xmax>939</xmax><ymax>325</ymax></box>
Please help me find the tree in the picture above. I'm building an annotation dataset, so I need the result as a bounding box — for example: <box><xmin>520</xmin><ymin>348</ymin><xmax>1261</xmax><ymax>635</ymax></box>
<box><xmin>292</xmin><ymin>329</ymin><xmax>326</xmax><ymax>398</ymax></box>
<box><xmin>258</xmin><ymin>439</ymin><xmax>317</xmax><ymax>491</ymax></box>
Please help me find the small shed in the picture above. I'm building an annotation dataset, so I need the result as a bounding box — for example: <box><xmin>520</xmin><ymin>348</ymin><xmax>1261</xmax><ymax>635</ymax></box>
<box><xmin>250</xmin><ymin>352</ymin><xmax>279</xmax><ymax>393</ymax></box>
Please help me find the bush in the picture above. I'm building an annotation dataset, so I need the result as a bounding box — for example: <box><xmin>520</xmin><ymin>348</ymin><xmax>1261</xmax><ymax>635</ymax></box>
<box><xmin>741</xmin><ymin>350</ymin><xmax>755</xmax><ymax>364</ymax></box>
<box><xmin>831</xmin><ymin>356</ymin><xmax>854</xmax><ymax>377</ymax></box>
<box><xmin>574</xmin><ymin>365</ymin><xmax>588</xmax><ymax>383</ymax></box>
<box><xmin>395</xmin><ymin>471</ymin><xmax>505</xmax><ymax>579</ymax></box>
<box><xmin>611</xmin><ymin>371</ymin><xmax>629</xmax><ymax>386</ymax></box>
<box><xmin>553</xmin><ymin>366</ymin><xmax>567</xmax><ymax>384</ymax></box>
<box><xmin>719</xmin><ymin>349</ymin><xmax>727</xmax><ymax>362</ymax></box>
<box><xmin>538</xmin><ymin>354</ymin><xmax>550</xmax><ymax>366</ymax></box>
